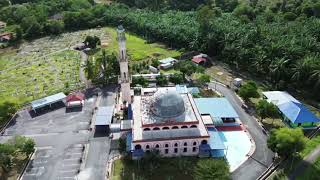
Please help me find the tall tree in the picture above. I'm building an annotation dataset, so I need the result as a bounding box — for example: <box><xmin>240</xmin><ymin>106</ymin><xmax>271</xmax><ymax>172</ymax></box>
<box><xmin>256</xmin><ymin>99</ymin><xmax>279</xmax><ymax>123</ymax></box>
<box><xmin>193</xmin><ymin>159</ymin><xmax>230</xmax><ymax>180</ymax></box>
<box><xmin>238</xmin><ymin>81</ymin><xmax>259</xmax><ymax>101</ymax></box>
<box><xmin>267</xmin><ymin>128</ymin><xmax>306</xmax><ymax>157</ymax></box>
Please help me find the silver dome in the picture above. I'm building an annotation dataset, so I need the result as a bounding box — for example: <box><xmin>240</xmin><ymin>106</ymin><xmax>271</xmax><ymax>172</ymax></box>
<box><xmin>151</xmin><ymin>91</ymin><xmax>185</xmax><ymax>118</ymax></box>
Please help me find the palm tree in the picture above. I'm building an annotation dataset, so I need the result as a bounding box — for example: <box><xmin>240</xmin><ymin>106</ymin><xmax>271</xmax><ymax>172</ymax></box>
<box><xmin>291</xmin><ymin>58</ymin><xmax>313</xmax><ymax>86</ymax></box>
<box><xmin>309</xmin><ymin>67</ymin><xmax>320</xmax><ymax>92</ymax></box>
<box><xmin>269</xmin><ymin>58</ymin><xmax>290</xmax><ymax>86</ymax></box>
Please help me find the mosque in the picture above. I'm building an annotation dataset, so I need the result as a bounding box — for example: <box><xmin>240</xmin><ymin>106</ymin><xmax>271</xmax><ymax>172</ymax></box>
<box><xmin>116</xmin><ymin>26</ymin><xmax>247</xmax><ymax>160</ymax></box>
<box><xmin>130</xmin><ymin>87</ymin><xmax>210</xmax><ymax>157</ymax></box>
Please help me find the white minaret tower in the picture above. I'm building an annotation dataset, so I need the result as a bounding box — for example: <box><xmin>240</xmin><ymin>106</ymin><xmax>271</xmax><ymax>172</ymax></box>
<box><xmin>117</xmin><ymin>25</ymin><xmax>131</xmax><ymax>103</ymax></box>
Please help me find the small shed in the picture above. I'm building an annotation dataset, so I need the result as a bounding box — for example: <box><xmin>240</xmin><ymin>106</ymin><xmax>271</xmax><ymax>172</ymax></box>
<box><xmin>192</xmin><ymin>57</ymin><xmax>206</xmax><ymax>65</ymax></box>
<box><xmin>66</xmin><ymin>92</ymin><xmax>85</xmax><ymax>108</ymax></box>
<box><xmin>31</xmin><ymin>92</ymin><xmax>66</xmax><ymax>113</ymax></box>
<box><xmin>160</xmin><ymin>62</ymin><xmax>173</xmax><ymax>69</ymax></box>
<box><xmin>95</xmin><ymin>106</ymin><xmax>114</xmax><ymax>133</ymax></box>
<box><xmin>159</xmin><ymin>57</ymin><xmax>177</xmax><ymax>64</ymax></box>
<box><xmin>0</xmin><ymin>32</ymin><xmax>12</xmax><ymax>42</ymax></box>
<box><xmin>149</xmin><ymin>65</ymin><xmax>158</xmax><ymax>73</ymax></box>
<box><xmin>233</xmin><ymin>78</ymin><xmax>243</xmax><ymax>87</ymax></box>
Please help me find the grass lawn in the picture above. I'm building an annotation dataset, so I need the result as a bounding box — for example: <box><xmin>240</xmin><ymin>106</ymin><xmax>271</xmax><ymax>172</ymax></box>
<box><xmin>270</xmin><ymin>135</ymin><xmax>320</xmax><ymax>180</ymax></box>
<box><xmin>0</xmin><ymin>153</ymin><xmax>28</xmax><ymax>180</ymax></box>
<box><xmin>205</xmin><ymin>65</ymin><xmax>233</xmax><ymax>85</ymax></box>
<box><xmin>112</xmin><ymin>157</ymin><xmax>202</xmax><ymax>180</ymax></box>
<box><xmin>105</xmin><ymin>27</ymin><xmax>181</xmax><ymax>61</ymax></box>
<box><xmin>160</xmin><ymin>68</ymin><xmax>180</xmax><ymax>74</ymax></box>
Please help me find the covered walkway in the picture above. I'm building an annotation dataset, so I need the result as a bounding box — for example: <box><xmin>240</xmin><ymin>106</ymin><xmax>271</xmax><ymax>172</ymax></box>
<box><xmin>31</xmin><ymin>92</ymin><xmax>66</xmax><ymax>113</ymax></box>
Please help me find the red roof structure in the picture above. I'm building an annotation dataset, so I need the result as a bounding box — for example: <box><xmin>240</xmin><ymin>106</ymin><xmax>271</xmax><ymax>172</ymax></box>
<box><xmin>66</xmin><ymin>92</ymin><xmax>85</xmax><ymax>108</ymax></box>
<box><xmin>67</xmin><ymin>92</ymin><xmax>85</xmax><ymax>102</ymax></box>
<box><xmin>0</xmin><ymin>32</ymin><xmax>12</xmax><ymax>42</ymax></box>
<box><xmin>192</xmin><ymin>57</ymin><xmax>206</xmax><ymax>64</ymax></box>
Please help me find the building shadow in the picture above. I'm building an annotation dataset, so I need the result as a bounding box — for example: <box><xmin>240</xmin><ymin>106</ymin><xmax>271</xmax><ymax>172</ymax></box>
<box><xmin>65</xmin><ymin>106</ymin><xmax>83</xmax><ymax>113</ymax></box>
<box><xmin>93</xmin><ymin>126</ymin><xmax>109</xmax><ymax>138</ymax></box>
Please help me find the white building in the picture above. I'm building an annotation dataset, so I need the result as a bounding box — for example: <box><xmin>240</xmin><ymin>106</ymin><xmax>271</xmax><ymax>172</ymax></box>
<box><xmin>128</xmin><ymin>87</ymin><xmax>210</xmax><ymax>158</ymax></box>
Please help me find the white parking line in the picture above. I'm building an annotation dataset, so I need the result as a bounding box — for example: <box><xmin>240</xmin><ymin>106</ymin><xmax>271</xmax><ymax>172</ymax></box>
<box><xmin>59</xmin><ymin>170</ymin><xmax>78</xmax><ymax>173</ymax></box>
<box><xmin>62</xmin><ymin>164</ymin><xmax>80</xmax><ymax>167</ymax></box>
<box><xmin>58</xmin><ymin>177</ymin><xmax>75</xmax><ymax>179</ymax></box>
<box><xmin>36</xmin><ymin>146</ymin><xmax>53</xmax><ymax>150</ymax></box>
<box><xmin>63</xmin><ymin>158</ymin><xmax>81</xmax><ymax>161</ymax></box>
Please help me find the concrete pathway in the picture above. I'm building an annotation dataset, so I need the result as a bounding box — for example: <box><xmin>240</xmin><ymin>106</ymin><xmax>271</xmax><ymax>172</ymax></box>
<box><xmin>208</xmin><ymin>82</ymin><xmax>274</xmax><ymax>180</ymax></box>
<box><xmin>79</xmin><ymin>51</ymin><xmax>91</xmax><ymax>88</ymax></box>
<box><xmin>289</xmin><ymin>145</ymin><xmax>320</xmax><ymax>179</ymax></box>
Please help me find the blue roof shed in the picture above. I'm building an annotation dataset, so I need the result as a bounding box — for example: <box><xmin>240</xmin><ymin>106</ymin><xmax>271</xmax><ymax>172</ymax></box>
<box><xmin>194</xmin><ymin>98</ymin><xmax>239</xmax><ymax>118</ymax></box>
<box><xmin>278</xmin><ymin>101</ymin><xmax>320</xmax><ymax>124</ymax></box>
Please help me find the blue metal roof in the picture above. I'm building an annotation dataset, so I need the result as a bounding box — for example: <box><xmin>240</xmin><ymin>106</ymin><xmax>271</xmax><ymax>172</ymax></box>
<box><xmin>278</xmin><ymin>101</ymin><xmax>320</xmax><ymax>124</ymax></box>
<box><xmin>194</xmin><ymin>98</ymin><xmax>239</xmax><ymax>118</ymax></box>
<box><xmin>187</xmin><ymin>87</ymin><xmax>200</xmax><ymax>94</ymax></box>
<box><xmin>126</xmin><ymin>132</ymin><xmax>132</xmax><ymax>151</ymax></box>
<box><xmin>31</xmin><ymin>92</ymin><xmax>66</xmax><ymax>110</ymax></box>
<box><xmin>176</xmin><ymin>85</ymin><xmax>188</xmax><ymax>94</ymax></box>
<box><xmin>95</xmin><ymin>106</ymin><xmax>113</xmax><ymax>125</ymax></box>
<box><xmin>128</xmin><ymin>104</ymin><xmax>133</xmax><ymax>120</ymax></box>
<box><xmin>208</xmin><ymin>128</ymin><xmax>226</xmax><ymax>150</ymax></box>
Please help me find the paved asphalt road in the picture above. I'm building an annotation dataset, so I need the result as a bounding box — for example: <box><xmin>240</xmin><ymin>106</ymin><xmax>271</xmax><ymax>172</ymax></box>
<box><xmin>0</xmin><ymin>98</ymin><xmax>94</xmax><ymax>180</ymax></box>
<box><xmin>80</xmin><ymin>85</ymin><xmax>117</xmax><ymax>180</ymax></box>
<box><xmin>209</xmin><ymin>82</ymin><xmax>274</xmax><ymax>180</ymax></box>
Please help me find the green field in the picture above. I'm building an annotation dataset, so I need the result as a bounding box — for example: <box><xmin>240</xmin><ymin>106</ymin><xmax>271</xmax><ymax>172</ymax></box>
<box><xmin>105</xmin><ymin>27</ymin><xmax>181</xmax><ymax>61</ymax></box>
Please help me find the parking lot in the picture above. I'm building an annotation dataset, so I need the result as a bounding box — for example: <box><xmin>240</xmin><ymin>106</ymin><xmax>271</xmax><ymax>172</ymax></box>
<box><xmin>1</xmin><ymin>96</ymin><xmax>96</xmax><ymax>180</ymax></box>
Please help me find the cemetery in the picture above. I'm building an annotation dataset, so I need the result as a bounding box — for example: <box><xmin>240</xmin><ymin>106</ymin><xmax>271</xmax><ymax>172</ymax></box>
<box><xmin>0</xmin><ymin>28</ymin><xmax>108</xmax><ymax>107</ymax></box>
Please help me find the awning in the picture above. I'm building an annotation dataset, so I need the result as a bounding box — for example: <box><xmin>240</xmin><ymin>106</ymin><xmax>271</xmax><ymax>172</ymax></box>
<box><xmin>95</xmin><ymin>106</ymin><xmax>113</xmax><ymax>126</ymax></box>
<box><xmin>208</xmin><ymin>128</ymin><xmax>226</xmax><ymax>150</ymax></box>
<box><xmin>31</xmin><ymin>92</ymin><xmax>66</xmax><ymax>110</ymax></box>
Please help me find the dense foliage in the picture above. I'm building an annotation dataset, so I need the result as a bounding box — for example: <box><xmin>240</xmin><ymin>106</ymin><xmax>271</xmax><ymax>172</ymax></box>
<box><xmin>267</xmin><ymin>128</ymin><xmax>306</xmax><ymax>157</ymax></box>
<box><xmin>1</xmin><ymin>0</ymin><xmax>320</xmax><ymax>101</ymax></box>
<box><xmin>256</xmin><ymin>99</ymin><xmax>279</xmax><ymax>120</ymax></box>
<box><xmin>193</xmin><ymin>158</ymin><xmax>230</xmax><ymax>180</ymax></box>
<box><xmin>0</xmin><ymin>136</ymin><xmax>35</xmax><ymax>172</ymax></box>
<box><xmin>0</xmin><ymin>102</ymin><xmax>17</xmax><ymax>128</ymax></box>
<box><xmin>238</xmin><ymin>81</ymin><xmax>260</xmax><ymax>101</ymax></box>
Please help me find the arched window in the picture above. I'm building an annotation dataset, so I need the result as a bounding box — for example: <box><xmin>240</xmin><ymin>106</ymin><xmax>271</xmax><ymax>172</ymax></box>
<box><xmin>174</xmin><ymin>143</ymin><xmax>178</xmax><ymax>147</ymax></box>
<box><xmin>135</xmin><ymin>144</ymin><xmax>141</xmax><ymax>150</ymax></box>
<box><xmin>172</xmin><ymin>126</ymin><xmax>179</xmax><ymax>129</ymax></box>
<box><xmin>190</xmin><ymin>125</ymin><xmax>197</xmax><ymax>128</ymax></box>
<box><xmin>146</xmin><ymin>145</ymin><xmax>150</xmax><ymax>149</ymax></box>
<box><xmin>165</xmin><ymin>144</ymin><xmax>169</xmax><ymax>148</ymax></box>
<box><xmin>201</xmin><ymin>140</ymin><xmax>208</xmax><ymax>145</ymax></box>
<box><xmin>193</xmin><ymin>142</ymin><xmax>197</xmax><ymax>146</ymax></box>
<box><xmin>162</xmin><ymin>127</ymin><xmax>169</xmax><ymax>130</ymax></box>
<box><xmin>184</xmin><ymin>142</ymin><xmax>187</xmax><ymax>146</ymax></box>
<box><xmin>155</xmin><ymin>144</ymin><xmax>160</xmax><ymax>149</ymax></box>
<box><xmin>144</xmin><ymin>128</ymin><xmax>150</xmax><ymax>131</ymax></box>
<box><xmin>192</xmin><ymin>147</ymin><xmax>196</xmax><ymax>152</ymax></box>
<box><xmin>153</xmin><ymin>127</ymin><xmax>160</xmax><ymax>130</ymax></box>
<box><xmin>181</xmin><ymin>126</ymin><xmax>188</xmax><ymax>129</ymax></box>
